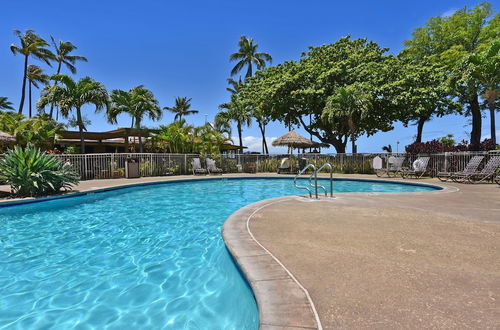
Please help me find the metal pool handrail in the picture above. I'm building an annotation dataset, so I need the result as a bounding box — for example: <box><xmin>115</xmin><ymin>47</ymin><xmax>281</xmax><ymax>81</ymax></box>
<box><xmin>294</xmin><ymin>164</ymin><xmax>316</xmax><ymax>198</ymax></box>
<box><xmin>315</xmin><ymin>163</ymin><xmax>333</xmax><ymax>197</ymax></box>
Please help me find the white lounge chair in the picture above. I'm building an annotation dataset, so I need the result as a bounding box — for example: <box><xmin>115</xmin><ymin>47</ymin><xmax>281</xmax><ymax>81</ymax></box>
<box><xmin>206</xmin><ymin>158</ymin><xmax>223</xmax><ymax>175</ymax></box>
<box><xmin>191</xmin><ymin>158</ymin><xmax>207</xmax><ymax>175</ymax></box>
<box><xmin>375</xmin><ymin>156</ymin><xmax>405</xmax><ymax>177</ymax></box>
<box><xmin>401</xmin><ymin>156</ymin><xmax>430</xmax><ymax>179</ymax></box>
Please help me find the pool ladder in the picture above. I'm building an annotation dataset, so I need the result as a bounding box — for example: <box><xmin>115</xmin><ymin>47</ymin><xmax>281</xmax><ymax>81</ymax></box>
<box><xmin>293</xmin><ymin>163</ymin><xmax>333</xmax><ymax>199</ymax></box>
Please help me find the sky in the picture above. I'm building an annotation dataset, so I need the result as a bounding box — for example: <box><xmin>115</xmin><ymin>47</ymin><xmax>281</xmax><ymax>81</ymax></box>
<box><xmin>1</xmin><ymin>0</ymin><xmax>499</xmax><ymax>153</ymax></box>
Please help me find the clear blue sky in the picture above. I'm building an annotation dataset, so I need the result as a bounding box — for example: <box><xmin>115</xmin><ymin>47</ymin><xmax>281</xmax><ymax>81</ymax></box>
<box><xmin>1</xmin><ymin>0</ymin><xmax>499</xmax><ymax>153</ymax></box>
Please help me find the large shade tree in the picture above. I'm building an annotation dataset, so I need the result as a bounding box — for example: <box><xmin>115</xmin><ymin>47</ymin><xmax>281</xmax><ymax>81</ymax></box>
<box><xmin>10</xmin><ymin>30</ymin><xmax>55</xmax><ymax>115</ymax></box>
<box><xmin>230</xmin><ymin>36</ymin><xmax>272</xmax><ymax>79</ymax></box>
<box><xmin>49</xmin><ymin>37</ymin><xmax>88</xmax><ymax>119</ymax></box>
<box><xmin>109</xmin><ymin>86</ymin><xmax>162</xmax><ymax>153</ymax></box>
<box><xmin>38</xmin><ymin>75</ymin><xmax>109</xmax><ymax>153</ymax></box>
<box><xmin>402</xmin><ymin>3</ymin><xmax>500</xmax><ymax>149</ymax></box>
<box><xmin>164</xmin><ymin>97</ymin><xmax>198</xmax><ymax>121</ymax></box>
<box><xmin>26</xmin><ymin>65</ymin><xmax>49</xmax><ymax>118</ymax></box>
<box><xmin>232</xmin><ymin>36</ymin><xmax>403</xmax><ymax>153</ymax></box>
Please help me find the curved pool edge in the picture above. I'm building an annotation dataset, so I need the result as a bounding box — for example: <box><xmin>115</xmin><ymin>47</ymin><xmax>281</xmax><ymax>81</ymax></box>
<box><xmin>222</xmin><ymin>195</ymin><xmax>323</xmax><ymax>330</ymax></box>
<box><xmin>0</xmin><ymin>174</ymin><xmax>448</xmax><ymax>208</ymax></box>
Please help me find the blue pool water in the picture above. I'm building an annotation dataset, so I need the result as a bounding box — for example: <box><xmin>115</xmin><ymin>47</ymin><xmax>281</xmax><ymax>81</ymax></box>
<box><xmin>0</xmin><ymin>178</ymin><xmax>438</xmax><ymax>329</ymax></box>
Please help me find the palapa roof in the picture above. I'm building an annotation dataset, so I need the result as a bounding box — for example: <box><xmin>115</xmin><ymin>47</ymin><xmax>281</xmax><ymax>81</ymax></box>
<box><xmin>0</xmin><ymin>131</ymin><xmax>15</xmax><ymax>144</ymax></box>
<box><xmin>272</xmin><ymin>131</ymin><xmax>315</xmax><ymax>148</ymax></box>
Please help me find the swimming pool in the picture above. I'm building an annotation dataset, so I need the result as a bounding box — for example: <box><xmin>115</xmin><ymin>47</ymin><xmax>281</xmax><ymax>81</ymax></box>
<box><xmin>0</xmin><ymin>178</ymin><xmax>439</xmax><ymax>329</ymax></box>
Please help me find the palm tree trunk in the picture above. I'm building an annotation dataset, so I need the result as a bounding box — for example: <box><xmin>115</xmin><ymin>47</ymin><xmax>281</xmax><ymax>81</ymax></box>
<box><xmin>469</xmin><ymin>94</ymin><xmax>482</xmax><ymax>150</ymax></box>
<box><xmin>415</xmin><ymin>116</ymin><xmax>427</xmax><ymax>143</ymax></box>
<box><xmin>76</xmin><ymin>107</ymin><xmax>86</xmax><ymax>153</ymax></box>
<box><xmin>237</xmin><ymin>121</ymin><xmax>243</xmax><ymax>154</ymax></box>
<box><xmin>28</xmin><ymin>81</ymin><xmax>32</xmax><ymax>118</ymax></box>
<box><xmin>245</xmin><ymin>63</ymin><xmax>253</xmax><ymax>79</ymax></box>
<box><xmin>131</xmin><ymin>117</ymin><xmax>134</xmax><ymax>129</ymax></box>
<box><xmin>351</xmin><ymin>134</ymin><xmax>357</xmax><ymax>154</ymax></box>
<box><xmin>18</xmin><ymin>55</ymin><xmax>29</xmax><ymax>115</ymax></box>
<box><xmin>136</xmin><ymin>118</ymin><xmax>143</xmax><ymax>153</ymax></box>
<box><xmin>489</xmin><ymin>100</ymin><xmax>496</xmax><ymax>146</ymax></box>
<box><xmin>49</xmin><ymin>61</ymin><xmax>62</xmax><ymax>118</ymax></box>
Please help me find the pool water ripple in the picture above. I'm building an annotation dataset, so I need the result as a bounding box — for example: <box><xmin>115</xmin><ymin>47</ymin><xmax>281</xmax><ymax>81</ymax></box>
<box><xmin>0</xmin><ymin>178</ymin><xmax>438</xmax><ymax>329</ymax></box>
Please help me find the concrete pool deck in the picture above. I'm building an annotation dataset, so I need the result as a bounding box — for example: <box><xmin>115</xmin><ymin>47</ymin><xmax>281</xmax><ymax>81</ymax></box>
<box><xmin>1</xmin><ymin>174</ymin><xmax>499</xmax><ymax>329</ymax></box>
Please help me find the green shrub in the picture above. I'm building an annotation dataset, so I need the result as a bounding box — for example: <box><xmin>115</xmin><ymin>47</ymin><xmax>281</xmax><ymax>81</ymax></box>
<box><xmin>0</xmin><ymin>144</ymin><xmax>80</xmax><ymax>197</ymax></box>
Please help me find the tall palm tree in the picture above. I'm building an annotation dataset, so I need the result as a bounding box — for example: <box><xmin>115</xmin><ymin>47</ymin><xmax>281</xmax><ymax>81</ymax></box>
<box><xmin>26</xmin><ymin>65</ymin><xmax>49</xmax><ymax>118</ymax></box>
<box><xmin>230</xmin><ymin>36</ymin><xmax>272</xmax><ymax>79</ymax></box>
<box><xmin>109</xmin><ymin>86</ymin><xmax>162</xmax><ymax>153</ymax></box>
<box><xmin>0</xmin><ymin>97</ymin><xmax>14</xmax><ymax>111</ymax></box>
<box><xmin>49</xmin><ymin>37</ymin><xmax>88</xmax><ymax>119</ymax></box>
<box><xmin>164</xmin><ymin>97</ymin><xmax>198</xmax><ymax>121</ymax></box>
<box><xmin>10</xmin><ymin>30</ymin><xmax>55</xmax><ymax>115</ymax></box>
<box><xmin>37</xmin><ymin>74</ymin><xmax>109</xmax><ymax>153</ymax></box>
<box><xmin>218</xmin><ymin>101</ymin><xmax>251</xmax><ymax>153</ymax></box>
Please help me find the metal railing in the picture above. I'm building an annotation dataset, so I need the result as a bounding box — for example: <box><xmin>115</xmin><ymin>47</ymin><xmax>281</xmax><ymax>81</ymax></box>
<box><xmin>0</xmin><ymin>151</ymin><xmax>498</xmax><ymax>181</ymax></box>
<box><xmin>294</xmin><ymin>164</ymin><xmax>316</xmax><ymax>198</ymax></box>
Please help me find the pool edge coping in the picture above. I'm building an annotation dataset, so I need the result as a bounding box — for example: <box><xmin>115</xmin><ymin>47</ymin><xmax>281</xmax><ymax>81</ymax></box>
<box><xmin>222</xmin><ymin>195</ymin><xmax>323</xmax><ymax>329</ymax></box>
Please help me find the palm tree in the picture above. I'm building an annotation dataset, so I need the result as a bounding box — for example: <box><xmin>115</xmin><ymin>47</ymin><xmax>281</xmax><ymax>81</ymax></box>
<box><xmin>109</xmin><ymin>86</ymin><xmax>162</xmax><ymax>153</ymax></box>
<box><xmin>164</xmin><ymin>97</ymin><xmax>198</xmax><ymax>121</ymax></box>
<box><xmin>37</xmin><ymin>75</ymin><xmax>109</xmax><ymax>153</ymax></box>
<box><xmin>218</xmin><ymin>101</ymin><xmax>251</xmax><ymax>153</ymax></box>
<box><xmin>26</xmin><ymin>65</ymin><xmax>49</xmax><ymax>117</ymax></box>
<box><xmin>0</xmin><ymin>97</ymin><xmax>14</xmax><ymax>111</ymax></box>
<box><xmin>230</xmin><ymin>36</ymin><xmax>272</xmax><ymax>79</ymax></box>
<box><xmin>10</xmin><ymin>30</ymin><xmax>55</xmax><ymax>115</ymax></box>
<box><xmin>213</xmin><ymin>111</ymin><xmax>232</xmax><ymax>138</ymax></box>
<box><xmin>49</xmin><ymin>37</ymin><xmax>88</xmax><ymax>119</ymax></box>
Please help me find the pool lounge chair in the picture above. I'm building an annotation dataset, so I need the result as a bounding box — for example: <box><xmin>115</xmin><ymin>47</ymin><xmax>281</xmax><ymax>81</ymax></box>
<box><xmin>375</xmin><ymin>156</ymin><xmax>405</xmax><ymax>177</ymax></box>
<box><xmin>206</xmin><ymin>158</ymin><xmax>223</xmax><ymax>175</ymax></box>
<box><xmin>453</xmin><ymin>156</ymin><xmax>500</xmax><ymax>183</ymax></box>
<box><xmin>401</xmin><ymin>156</ymin><xmax>430</xmax><ymax>179</ymax></box>
<box><xmin>192</xmin><ymin>158</ymin><xmax>207</xmax><ymax>175</ymax></box>
<box><xmin>495</xmin><ymin>174</ymin><xmax>500</xmax><ymax>185</ymax></box>
<box><xmin>277</xmin><ymin>158</ymin><xmax>290</xmax><ymax>174</ymax></box>
<box><xmin>437</xmin><ymin>155</ymin><xmax>484</xmax><ymax>182</ymax></box>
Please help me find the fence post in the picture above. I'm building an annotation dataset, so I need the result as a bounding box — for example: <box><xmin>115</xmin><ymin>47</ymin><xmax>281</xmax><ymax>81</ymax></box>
<box><xmin>184</xmin><ymin>154</ymin><xmax>187</xmax><ymax>175</ymax></box>
<box><xmin>84</xmin><ymin>154</ymin><xmax>88</xmax><ymax>180</ymax></box>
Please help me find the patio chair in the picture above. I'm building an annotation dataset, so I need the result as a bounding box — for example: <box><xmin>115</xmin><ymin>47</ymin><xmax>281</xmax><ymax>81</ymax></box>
<box><xmin>191</xmin><ymin>158</ymin><xmax>207</xmax><ymax>175</ymax></box>
<box><xmin>495</xmin><ymin>174</ymin><xmax>500</xmax><ymax>185</ymax></box>
<box><xmin>437</xmin><ymin>155</ymin><xmax>484</xmax><ymax>182</ymax></box>
<box><xmin>277</xmin><ymin>158</ymin><xmax>290</xmax><ymax>174</ymax></box>
<box><xmin>375</xmin><ymin>156</ymin><xmax>405</xmax><ymax>177</ymax></box>
<box><xmin>453</xmin><ymin>156</ymin><xmax>500</xmax><ymax>183</ymax></box>
<box><xmin>206</xmin><ymin>158</ymin><xmax>223</xmax><ymax>175</ymax></box>
<box><xmin>401</xmin><ymin>156</ymin><xmax>430</xmax><ymax>179</ymax></box>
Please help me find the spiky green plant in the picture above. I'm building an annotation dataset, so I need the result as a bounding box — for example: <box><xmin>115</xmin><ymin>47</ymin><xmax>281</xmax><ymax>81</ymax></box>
<box><xmin>0</xmin><ymin>144</ymin><xmax>79</xmax><ymax>197</ymax></box>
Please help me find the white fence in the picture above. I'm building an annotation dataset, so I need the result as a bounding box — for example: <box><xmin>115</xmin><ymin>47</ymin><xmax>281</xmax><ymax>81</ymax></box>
<box><xmin>1</xmin><ymin>151</ymin><xmax>498</xmax><ymax>180</ymax></box>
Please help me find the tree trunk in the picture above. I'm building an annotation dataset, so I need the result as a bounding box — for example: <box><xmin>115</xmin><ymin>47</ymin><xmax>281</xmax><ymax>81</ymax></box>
<box><xmin>18</xmin><ymin>55</ymin><xmax>29</xmax><ymax>115</ymax></box>
<box><xmin>245</xmin><ymin>63</ymin><xmax>253</xmax><ymax>79</ymax></box>
<box><xmin>489</xmin><ymin>101</ymin><xmax>496</xmax><ymax>146</ymax></box>
<box><xmin>351</xmin><ymin>134</ymin><xmax>357</xmax><ymax>154</ymax></box>
<box><xmin>136</xmin><ymin>119</ymin><xmax>143</xmax><ymax>153</ymax></box>
<box><xmin>49</xmin><ymin>61</ymin><xmax>62</xmax><ymax>118</ymax></box>
<box><xmin>469</xmin><ymin>94</ymin><xmax>482</xmax><ymax>150</ymax></box>
<box><xmin>131</xmin><ymin>117</ymin><xmax>134</xmax><ymax>128</ymax></box>
<box><xmin>415</xmin><ymin>117</ymin><xmax>427</xmax><ymax>143</ymax></box>
<box><xmin>237</xmin><ymin>121</ymin><xmax>243</xmax><ymax>154</ymax></box>
<box><xmin>331</xmin><ymin>138</ymin><xmax>347</xmax><ymax>153</ymax></box>
<box><xmin>76</xmin><ymin>107</ymin><xmax>86</xmax><ymax>153</ymax></box>
<box><xmin>28</xmin><ymin>81</ymin><xmax>32</xmax><ymax>118</ymax></box>
<box><xmin>258</xmin><ymin>121</ymin><xmax>269</xmax><ymax>154</ymax></box>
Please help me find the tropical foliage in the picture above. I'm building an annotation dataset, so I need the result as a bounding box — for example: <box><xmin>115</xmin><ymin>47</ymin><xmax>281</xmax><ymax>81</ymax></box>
<box><xmin>109</xmin><ymin>85</ymin><xmax>162</xmax><ymax>153</ymax></box>
<box><xmin>26</xmin><ymin>65</ymin><xmax>49</xmax><ymax>117</ymax></box>
<box><xmin>37</xmin><ymin>74</ymin><xmax>109</xmax><ymax>153</ymax></box>
<box><xmin>10</xmin><ymin>30</ymin><xmax>55</xmax><ymax>115</ymax></box>
<box><xmin>164</xmin><ymin>97</ymin><xmax>198</xmax><ymax>121</ymax></box>
<box><xmin>0</xmin><ymin>97</ymin><xmax>14</xmax><ymax>111</ymax></box>
<box><xmin>0</xmin><ymin>144</ymin><xmax>79</xmax><ymax>197</ymax></box>
<box><xmin>230</xmin><ymin>36</ymin><xmax>272</xmax><ymax>78</ymax></box>
<box><xmin>0</xmin><ymin>111</ymin><xmax>63</xmax><ymax>149</ymax></box>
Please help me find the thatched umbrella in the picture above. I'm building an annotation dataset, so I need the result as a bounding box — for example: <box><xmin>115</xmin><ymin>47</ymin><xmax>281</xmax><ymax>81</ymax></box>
<box><xmin>0</xmin><ymin>131</ymin><xmax>15</xmax><ymax>145</ymax></box>
<box><xmin>272</xmin><ymin>131</ymin><xmax>314</xmax><ymax>149</ymax></box>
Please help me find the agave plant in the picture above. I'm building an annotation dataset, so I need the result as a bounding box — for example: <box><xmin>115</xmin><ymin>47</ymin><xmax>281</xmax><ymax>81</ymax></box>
<box><xmin>0</xmin><ymin>144</ymin><xmax>79</xmax><ymax>197</ymax></box>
